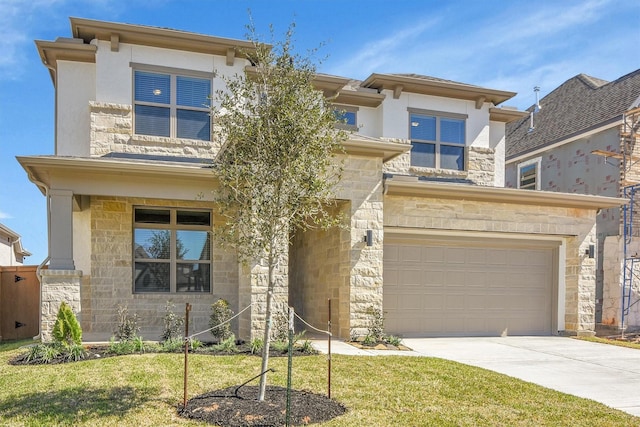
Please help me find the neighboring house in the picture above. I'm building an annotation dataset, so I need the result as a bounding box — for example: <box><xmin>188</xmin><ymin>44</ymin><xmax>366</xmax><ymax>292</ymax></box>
<box><xmin>19</xmin><ymin>17</ymin><xmax>623</xmax><ymax>342</ymax></box>
<box><xmin>0</xmin><ymin>223</ymin><xmax>31</xmax><ymax>266</ymax></box>
<box><xmin>505</xmin><ymin>70</ymin><xmax>640</xmax><ymax>331</ymax></box>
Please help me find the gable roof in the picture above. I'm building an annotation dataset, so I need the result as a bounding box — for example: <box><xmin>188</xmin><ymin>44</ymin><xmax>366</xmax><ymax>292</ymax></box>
<box><xmin>506</xmin><ymin>69</ymin><xmax>640</xmax><ymax>161</ymax></box>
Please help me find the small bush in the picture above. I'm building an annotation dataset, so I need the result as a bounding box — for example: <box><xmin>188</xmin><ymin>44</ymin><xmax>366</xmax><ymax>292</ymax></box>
<box><xmin>385</xmin><ymin>335</ymin><xmax>403</xmax><ymax>347</ymax></box>
<box><xmin>64</xmin><ymin>343</ymin><xmax>88</xmax><ymax>362</ymax></box>
<box><xmin>114</xmin><ymin>305</ymin><xmax>140</xmax><ymax>341</ymax></box>
<box><xmin>162</xmin><ymin>301</ymin><xmax>184</xmax><ymax>342</ymax></box>
<box><xmin>52</xmin><ymin>302</ymin><xmax>82</xmax><ymax>348</ymax></box>
<box><xmin>25</xmin><ymin>344</ymin><xmax>61</xmax><ymax>364</ymax></box>
<box><xmin>250</xmin><ymin>338</ymin><xmax>263</xmax><ymax>354</ymax></box>
<box><xmin>160</xmin><ymin>337</ymin><xmax>184</xmax><ymax>352</ymax></box>
<box><xmin>297</xmin><ymin>339</ymin><xmax>315</xmax><ymax>354</ymax></box>
<box><xmin>271</xmin><ymin>340</ymin><xmax>290</xmax><ymax>353</ymax></box>
<box><xmin>364</xmin><ymin>306</ymin><xmax>385</xmax><ymax>343</ymax></box>
<box><xmin>209</xmin><ymin>299</ymin><xmax>234</xmax><ymax>342</ymax></box>
<box><xmin>213</xmin><ymin>334</ymin><xmax>237</xmax><ymax>353</ymax></box>
<box><xmin>107</xmin><ymin>337</ymin><xmax>137</xmax><ymax>355</ymax></box>
<box><xmin>189</xmin><ymin>338</ymin><xmax>203</xmax><ymax>351</ymax></box>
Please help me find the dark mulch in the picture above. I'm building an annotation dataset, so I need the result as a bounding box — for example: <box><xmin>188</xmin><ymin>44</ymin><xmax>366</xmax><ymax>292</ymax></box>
<box><xmin>179</xmin><ymin>385</ymin><xmax>346</xmax><ymax>427</ymax></box>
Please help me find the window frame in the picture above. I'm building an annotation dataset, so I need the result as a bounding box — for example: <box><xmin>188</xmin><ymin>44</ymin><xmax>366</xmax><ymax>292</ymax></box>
<box><xmin>133</xmin><ymin>206</ymin><xmax>212</xmax><ymax>294</ymax></box>
<box><xmin>517</xmin><ymin>157</ymin><xmax>542</xmax><ymax>190</ymax></box>
<box><xmin>408</xmin><ymin>108</ymin><xmax>468</xmax><ymax>170</ymax></box>
<box><xmin>333</xmin><ymin>105</ymin><xmax>359</xmax><ymax>131</ymax></box>
<box><xmin>131</xmin><ymin>63</ymin><xmax>213</xmax><ymax>141</ymax></box>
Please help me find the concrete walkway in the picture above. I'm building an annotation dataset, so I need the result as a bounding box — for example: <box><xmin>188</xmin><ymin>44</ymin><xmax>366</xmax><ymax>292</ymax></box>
<box><xmin>312</xmin><ymin>336</ymin><xmax>640</xmax><ymax>417</ymax></box>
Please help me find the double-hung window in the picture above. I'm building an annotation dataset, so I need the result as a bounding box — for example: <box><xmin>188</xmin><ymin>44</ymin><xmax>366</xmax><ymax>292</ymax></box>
<box><xmin>409</xmin><ymin>109</ymin><xmax>467</xmax><ymax>170</ymax></box>
<box><xmin>133</xmin><ymin>207</ymin><xmax>212</xmax><ymax>293</ymax></box>
<box><xmin>134</xmin><ymin>68</ymin><xmax>212</xmax><ymax>141</ymax></box>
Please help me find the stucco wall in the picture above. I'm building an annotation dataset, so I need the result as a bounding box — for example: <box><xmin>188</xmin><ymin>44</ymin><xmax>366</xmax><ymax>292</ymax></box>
<box><xmin>84</xmin><ymin>196</ymin><xmax>238</xmax><ymax>341</ymax></box>
<box><xmin>384</xmin><ymin>195</ymin><xmax>599</xmax><ymax>333</ymax></box>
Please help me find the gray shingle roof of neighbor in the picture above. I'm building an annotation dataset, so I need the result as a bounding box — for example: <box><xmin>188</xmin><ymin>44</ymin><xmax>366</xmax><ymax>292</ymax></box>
<box><xmin>506</xmin><ymin>69</ymin><xmax>640</xmax><ymax>160</ymax></box>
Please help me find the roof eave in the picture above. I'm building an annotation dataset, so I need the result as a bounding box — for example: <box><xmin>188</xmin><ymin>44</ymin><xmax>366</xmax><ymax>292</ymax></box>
<box><xmin>384</xmin><ymin>177</ymin><xmax>625</xmax><ymax>210</ymax></box>
<box><xmin>361</xmin><ymin>73</ymin><xmax>517</xmax><ymax>105</ymax></box>
<box><xmin>343</xmin><ymin>136</ymin><xmax>411</xmax><ymax>162</ymax></box>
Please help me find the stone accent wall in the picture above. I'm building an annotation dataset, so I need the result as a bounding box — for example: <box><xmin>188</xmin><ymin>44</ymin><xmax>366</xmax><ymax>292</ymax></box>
<box><xmin>89</xmin><ymin>101</ymin><xmax>222</xmax><ymax>159</ymax></box>
<box><xmin>382</xmin><ymin>139</ymin><xmax>496</xmax><ymax>186</ymax></box>
<box><xmin>384</xmin><ymin>196</ymin><xmax>599</xmax><ymax>333</ymax></box>
<box><xmin>86</xmin><ymin>196</ymin><xmax>238</xmax><ymax>341</ymax></box>
<box><xmin>40</xmin><ymin>269</ymin><xmax>82</xmax><ymax>342</ymax></box>
<box><xmin>289</xmin><ymin>202</ymin><xmax>350</xmax><ymax>338</ymax></box>
<box><xmin>333</xmin><ymin>155</ymin><xmax>385</xmax><ymax>339</ymax></box>
<box><xmin>602</xmin><ymin>235</ymin><xmax>640</xmax><ymax>331</ymax></box>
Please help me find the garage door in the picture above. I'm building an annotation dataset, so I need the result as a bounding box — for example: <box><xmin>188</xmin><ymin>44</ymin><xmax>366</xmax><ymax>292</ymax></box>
<box><xmin>384</xmin><ymin>236</ymin><xmax>556</xmax><ymax>337</ymax></box>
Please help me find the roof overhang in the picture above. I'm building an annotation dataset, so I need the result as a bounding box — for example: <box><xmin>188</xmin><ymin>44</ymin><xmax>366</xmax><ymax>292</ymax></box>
<box><xmin>343</xmin><ymin>136</ymin><xmax>410</xmax><ymax>162</ymax></box>
<box><xmin>35</xmin><ymin>39</ymin><xmax>97</xmax><ymax>83</ymax></box>
<box><xmin>489</xmin><ymin>107</ymin><xmax>529</xmax><ymax>123</ymax></box>
<box><xmin>70</xmin><ymin>17</ymin><xmax>259</xmax><ymax>59</ymax></box>
<box><xmin>361</xmin><ymin>73</ymin><xmax>516</xmax><ymax>106</ymax></box>
<box><xmin>384</xmin><ymin>176</ymin><xmax>626</xmax><ymax>210</ymax></box>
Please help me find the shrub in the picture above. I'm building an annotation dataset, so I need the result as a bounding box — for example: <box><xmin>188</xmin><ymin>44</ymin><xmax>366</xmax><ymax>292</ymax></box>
<box><xmin>114</xmin><ymin>305</ymin><xmax>140</xmax><ymax>341</ymax></box>
<box><xmin>385</xmin><ymin>335</ymin><xmax>403</xmax><ymax>347</ymax></box>
<box><xmin>209</xmin><ymin>299</ymin><xmax>234</xmax><ymax>342</ymax></box>
<box><xmin>189</xmin><ymin>338</ymin><xmax>203</xmax><ymax>351</ymax></box>
<box><xmin>64</xmin><ymin>343</ymin><xmax>88</xmax><ymax>362</ymax></box>
<box><xmin>213</xmin><ymin>334</ymin><xmax>237</xmax><ymax>353</ymax></box>
<box><xmin>162</xmin><ymin>301</ymin><xmax>184</xmax><ymax>342</ymax></box>
<box><xmin>160</xmin><ymin>337</ymin><xmax>184</xmax><ymax>352</ymax></box>
<box><xmin>364</xmin><ymin>306</ymin><xmax>385</xmax><ymax>343</ymax></box>
<box><xmin>52</xmin><ymin>302</ymin><xmax>82</xmax><ymax>348</ymax></box>
<box><xmin>25</xmin><ymin>344</ymin><xmax>60</xmax><ymax>364</ymax></box>
<box><xmin>250</xmin><ymin>337</ymin><xmax>263</xmax><ymax>354</ymax></box>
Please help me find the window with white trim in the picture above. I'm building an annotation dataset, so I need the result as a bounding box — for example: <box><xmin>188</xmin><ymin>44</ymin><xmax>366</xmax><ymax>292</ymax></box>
<box><xmin>133</xmin><ymin>207</ymin><xmax>212</xmax><ymax>293</ymax></box>
<box><xmin>409</xmin><ymin>109</ymin><xmax>467</xmax><ymax>170</ymax></box>
<box><xmin>517</xmin><ymin>157</ymin><xmax>541</xmax><ymax>190</ymax></box>
<box><xmin>134</xmin><ymin>69</ymin><xmax>212</xmax><ymax>141</ymax></box>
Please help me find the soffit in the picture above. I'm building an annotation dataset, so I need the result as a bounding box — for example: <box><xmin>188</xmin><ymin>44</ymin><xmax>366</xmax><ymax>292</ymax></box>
<box><xmin>343</xmin><ymin>136</ymin><xmax>410</xmax><ymax>162</ymax></box>
<box><xmin>384</xmin><ymin>176</ymin><xmax>625</xmax><ymax>209</ymax></box>
<box><xmin>361</xmin><ymin>73</ymin><xmax>516</xmax><ymax>105</ymax></box>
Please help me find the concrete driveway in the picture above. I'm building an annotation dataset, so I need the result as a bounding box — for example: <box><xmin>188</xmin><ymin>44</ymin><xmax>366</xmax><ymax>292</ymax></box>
<box><xmin>312</xmin><ymin>336</ymin><xmax>640</xmax><ymax>417</ymax></box>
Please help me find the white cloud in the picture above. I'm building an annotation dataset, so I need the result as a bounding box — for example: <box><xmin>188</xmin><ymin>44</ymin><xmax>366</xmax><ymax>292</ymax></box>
<box><xmin>0</xmin><ymin>210</ymin><xmax>13</xmax><ymax>220</ymax></box>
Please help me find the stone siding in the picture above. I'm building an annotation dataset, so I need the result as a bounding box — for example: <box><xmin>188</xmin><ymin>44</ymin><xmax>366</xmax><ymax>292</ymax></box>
<box><xmin>86</xmin><ymin>196</ymin><xmax>238</xmax><ymax>341</ymax></box>
<box><xmin>40</xmin><ymin>269</ymin><xmax>83</xmax><ymax>342</ymax></box>
<box><xmin>383</xmin><ymin>140</ymin><xmax>496</xmax><ymax>186</ymax></box>
<box><xmin>384</xmin><ymin>196</ymin><xmax>599</xmax><ymax>333</ymax></box>
<box><xmin>89</xmin><ymin>102</ymin><xmax>222</xmax><ymax>159</ymax></box>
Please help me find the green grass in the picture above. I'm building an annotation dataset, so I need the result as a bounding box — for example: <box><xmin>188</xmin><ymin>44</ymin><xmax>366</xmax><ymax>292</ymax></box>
<box><xmin>0</xmin><ymin>342</ymin><xmax>637</xmax><ymax>426</ymax></box>
<box><xmin>575</xmin><ymin>335</ymin><xmax>640</xmax><ymax>350</ymax></box>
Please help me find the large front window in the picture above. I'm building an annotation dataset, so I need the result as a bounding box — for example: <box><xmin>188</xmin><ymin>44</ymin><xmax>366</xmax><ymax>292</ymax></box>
<box><xmin>134</xmin><ymin>69</ymin><xmax>212</xmax><ymax>141</ymax></box>
<box><xmin>133</xmin><ymin>207</ymin><xmax>212</xmax><ymax>293</ymax></box>
<box><xmin>409</xmin><ymin>109</ymin><xmax>466</xmax><ymax>170</ymax></box>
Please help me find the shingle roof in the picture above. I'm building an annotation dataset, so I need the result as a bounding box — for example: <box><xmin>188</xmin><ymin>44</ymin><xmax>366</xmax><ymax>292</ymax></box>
<box><xmin>506</xmin><ymin>69</ymin><xmax>640</xmax><ymax>160</ymax></box>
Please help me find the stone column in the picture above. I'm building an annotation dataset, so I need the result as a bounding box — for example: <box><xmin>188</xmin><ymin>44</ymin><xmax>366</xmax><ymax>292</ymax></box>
<box><xmin>39</xmin><ymin>269</ymin><xmax>82</xmax><ymax>342</ymax></box>
<box><xmin>49</xmin><ymin>189</ymin><xmax>75</xmax><ymax>270</ymax></box>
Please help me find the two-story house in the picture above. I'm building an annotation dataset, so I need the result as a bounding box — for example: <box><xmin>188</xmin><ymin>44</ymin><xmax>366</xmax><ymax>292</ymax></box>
<box><xmin>505</xmin><ymin>70</ymin><xmax>640</xmax><ymax>333</ymax></box>
<box><xmin>0</xmin><ymin>223</ymin><xmax>30</xmax><ymax>266</ymax></box>
<box><xmin>18</xmin><ymin>17</ymin><xmax>623</xmax><ymax>342</ymax></box>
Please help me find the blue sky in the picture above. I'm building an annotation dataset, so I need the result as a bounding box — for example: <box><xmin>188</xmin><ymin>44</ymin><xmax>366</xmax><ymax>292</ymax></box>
<box><xmin>1</xmin><ymin>0</ymin><xmax>639</xmax><ymax>264</ymax></box>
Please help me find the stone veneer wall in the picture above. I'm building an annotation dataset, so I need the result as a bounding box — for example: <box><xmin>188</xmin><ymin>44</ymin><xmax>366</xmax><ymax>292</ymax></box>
<box><xmin>602</xmin><ymin>236</ymin><xmax>640</xmax><ymax>330</ymax></box>
<box><xmin>382</xmin><ymin>140</ymin><xmax>496</xmax><ymax>186</ymax></box>
<box><xmin>87</xmin><ymin>196</ymin><xmax>238</xmax><ymax>340</ymax></box>
<box><xmin>333</xmin><ymin>155</ymin><xmax>385</xmax><ymax>339</ymax></box>
<box><xmin>288</xmin><ymin>202</ymin><xmax>351</xmax><ymax>338</ymax></box>
<box><xmin>89</xmin><ymin>102</ymin><xmax>222</xmax><ymax>159</ymax></box>
<box><xmin>384</xmin><ymin>196</ymin><xmax>599</xmax><ymax>333</ymax></box>
<box><xmin>40</xmin><ymin>269</ymin><xmax>83</xmax><ymax>342</ymax></box>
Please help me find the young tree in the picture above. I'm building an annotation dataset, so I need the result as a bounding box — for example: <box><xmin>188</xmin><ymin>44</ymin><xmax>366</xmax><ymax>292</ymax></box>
<box><xmin>212</xmin><ymin>22</ymin><xmax>347</xmax><ymax>401</ymax></box>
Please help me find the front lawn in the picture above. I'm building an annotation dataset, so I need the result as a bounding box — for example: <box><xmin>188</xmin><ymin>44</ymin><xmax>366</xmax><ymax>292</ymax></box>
<box><xmin>0</xmin><ymin>341</ymin><xmax>636</xmax><ymax>426</ymax></box>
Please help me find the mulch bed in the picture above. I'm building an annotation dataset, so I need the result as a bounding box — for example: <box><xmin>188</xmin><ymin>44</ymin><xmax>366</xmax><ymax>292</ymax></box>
<box><xmin>179</xmin><ymin>385</ymin><xmax>346</xmax><ymax>426</ymax></box>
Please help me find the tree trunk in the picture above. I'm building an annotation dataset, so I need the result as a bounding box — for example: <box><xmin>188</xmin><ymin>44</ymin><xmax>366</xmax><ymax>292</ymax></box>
<box><xmin>258</xmin><ymin>257</ymin><xmax>276</xmax><ymax>401</ymax></box>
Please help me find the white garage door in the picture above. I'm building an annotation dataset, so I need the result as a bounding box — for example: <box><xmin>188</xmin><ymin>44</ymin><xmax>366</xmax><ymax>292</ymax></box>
<box><xmin>384</xmin><ymin>236</ymin><xmax>556</xmax><ymax>337</ymax></box>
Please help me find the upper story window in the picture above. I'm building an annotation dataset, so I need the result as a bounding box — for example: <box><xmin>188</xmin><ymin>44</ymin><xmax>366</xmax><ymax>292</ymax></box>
<box><xmin>334</xmin><ymin>106</ymin><xmax>358</xmax><ymax>131</ymax></box>
<box><xmin>133</xmin><ymin>207</ymin><xmax>212</xmax><ymax>293</ymax></box>
<box><xmin>409</xmin><ymin>108</ymin><xmax>467</xmax><ymax>170</ymax></box>
<box><xmin>134</xmin><ymin>68</ymin><xmax>212</xmax><ymax>141</ymax></box>
<box><xmin>517</xmin><ymin>157</ymin><xmax>541</xmax><ymax>190</ymax></box>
